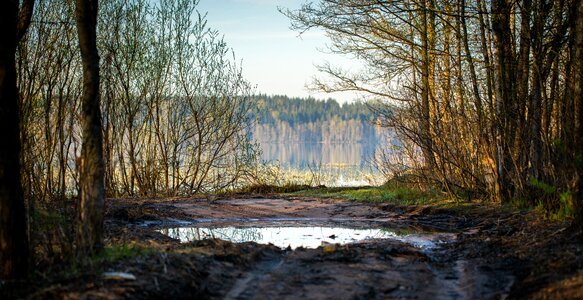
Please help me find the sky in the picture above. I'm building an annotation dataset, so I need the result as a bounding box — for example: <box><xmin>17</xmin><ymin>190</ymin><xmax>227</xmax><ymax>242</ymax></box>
<box><xmin>197</xmin><ymin>0</ymin><xmax>362</xmax><ymax>104</ymax></box>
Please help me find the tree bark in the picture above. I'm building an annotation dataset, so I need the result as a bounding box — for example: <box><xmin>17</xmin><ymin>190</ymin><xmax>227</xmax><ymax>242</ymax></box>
<box><xmin>420</xmin><ymin>0</ymin><xmax>436</xmax><ymax>171</ymax></box>
<box><xmin>515</xmin><ymin>0</ymin><xmax>531</xmax><ymax>183</ymax></box>
<box><xmin>491</xmin><ymin>0</ymin><xmax>517</xmax><ymax>203</ymax></box>
<box><xmin>0</xmin><ymin>0</ymin><xmax>34</xmax><ymax>280</ymax></box>
<box><xmin>572</xmin><ymin>0</ymin><xmax>583</xmax><ymax>230</ymax></box>
<box><xmin>528</xmin><ymin>0</ymin><xmax>547</xmax><ymax>180</ymax></box>
<box><xmin>461</xmin><ymin>0</ymin><xmax>484</xmax><ymax>126</ymax></box>
<box><xmin>75</xmin><ymin>0</ymin><xmax>105</xmax><ymax>256</ymax></box>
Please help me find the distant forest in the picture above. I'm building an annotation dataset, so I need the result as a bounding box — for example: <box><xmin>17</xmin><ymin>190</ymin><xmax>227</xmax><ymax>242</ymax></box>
<box><xmin>250</xmin><ymin>95</ymin><xmax>385</xmax><ymax>144</ymax></box>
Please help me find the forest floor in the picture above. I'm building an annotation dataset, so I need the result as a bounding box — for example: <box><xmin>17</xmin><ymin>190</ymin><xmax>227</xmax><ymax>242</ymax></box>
<box><xmin>4</xmin><ymin>190</ymin><xmax>583</xmax><ymax>299</ymax></box>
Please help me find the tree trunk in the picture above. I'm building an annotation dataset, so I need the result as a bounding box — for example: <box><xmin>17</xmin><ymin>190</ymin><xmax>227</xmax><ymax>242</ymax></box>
<box><xmin>75</xmin><ymin>0</ymin><xmax>105</xmax><ymax>256</ymax></box>
<box><xmin>515</xmin><ymin>0</ymin><xmax>531</xmax><ymax>184</ymax></box>
<box><xmin>0</xmin><ymin>0</ymin><xmax>34</xmax><ymax>280</ymax></box>
<box><xmin>572</xmin><ymin>0</ymin><xmax>583</xmax><ymax>230</ymax></box>
<box><xmin>491</xmin><ymin>0</ymin><xmax>517</xmax><ymax>203</ymax></box>
<box><xmin>477</xmin><ymin>0</ymin><xmax>494</xmax><ymax>115</ymax></box>
<box><xmin>528</xmin><ymin>0</ymin><xmax>546</xmax><ymax>181</ymax></box>
<box><xmin>461</xmin><ymin>0</ymin><xmax>484</xmax><ymax>126</ymax></box>
<box><xmin>420</xmin><ymin>0</ymin><xmax>436</xmax><ymax>171</ymax></box>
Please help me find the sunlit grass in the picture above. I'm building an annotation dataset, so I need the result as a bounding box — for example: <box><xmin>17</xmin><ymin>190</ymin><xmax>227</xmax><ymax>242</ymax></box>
<box><xmin>290</xmin><ymin>184</ymin><xmax>448</xmax><ymax>206</ymax></box>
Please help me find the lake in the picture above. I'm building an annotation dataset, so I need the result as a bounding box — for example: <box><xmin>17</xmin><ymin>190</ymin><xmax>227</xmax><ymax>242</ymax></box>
<box><xmin>255</xmin><ymin>140</ymin><xmax>388</xmax><ymax>186</ymax></box>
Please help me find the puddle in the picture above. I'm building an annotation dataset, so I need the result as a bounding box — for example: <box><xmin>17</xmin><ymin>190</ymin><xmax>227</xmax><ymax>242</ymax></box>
<box><xmin>159</xmin><ymin>226</ymin><xmax>455</xmax><ymax>250</ymax></box>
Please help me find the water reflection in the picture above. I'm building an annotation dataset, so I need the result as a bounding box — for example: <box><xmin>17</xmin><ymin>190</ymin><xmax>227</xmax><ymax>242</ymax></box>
<box><xmin>258</xmin><ymin>141</ymin><xmax>387</xmax><ymax>186</ymax></box>
<box><xmin>260</xmin><ymin>142</ymin><xmax>376</xmax><ymax>170</ymax></box>
<box><xmin>159</xmin><ymin>226</ymin><xmax>448</xmax><ymax>249</ymax></box>
<box><xmin>162</xmin><ymin>227</ymin><xmax>264</xmax><ymax>243</ymax></box>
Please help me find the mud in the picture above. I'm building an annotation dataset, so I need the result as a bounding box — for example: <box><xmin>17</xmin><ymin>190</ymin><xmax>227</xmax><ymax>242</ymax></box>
<box><xmin>5</xmin><ymin>194</ymin><xmax>583</xmax><ymax>299</ymax></box>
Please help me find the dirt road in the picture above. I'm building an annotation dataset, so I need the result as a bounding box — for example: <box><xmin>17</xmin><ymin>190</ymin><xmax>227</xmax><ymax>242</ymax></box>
<box><xmin>118</xmin><ymin>196</ymin><xmax>510</xmax><ymax>299</ymax></box>
<box><xmin>16</xmin><ymin>194</ymin><xmax>583</xmax><ymax>299</ymax></box>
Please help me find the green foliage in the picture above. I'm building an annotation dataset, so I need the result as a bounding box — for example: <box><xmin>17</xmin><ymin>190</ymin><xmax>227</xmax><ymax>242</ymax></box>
<box><xmin>529</xmin><ymin>177</ymin><xmax>557</xmax><ymax>194</ymax></box>
<box><xmin>95</xmin><ymin>245</ymin><xmax>151</xmax><ymax>263</ymax></box>
<box><xmin>510</xmin><ymin>177</ymin><xmax>574</xmax><ymax>221</ymax></box>
<box><xmin>559</xmin><ymin>191</ymin><xmax>574</xmax><ymax>217</ymax></box>
<box><xmin>527</xmin><ymin>177</ymin><xmax>575</xmax><ymax>220</ymax></box>
<box><xmin>343</xmin><ymin>187</ymin><xmax>431</xmax><ymax>205</ymax></box>
<box><xmin>543</xmin><ymin>191</ymin><xmax>575</xmax><ymax>221</ymax></box>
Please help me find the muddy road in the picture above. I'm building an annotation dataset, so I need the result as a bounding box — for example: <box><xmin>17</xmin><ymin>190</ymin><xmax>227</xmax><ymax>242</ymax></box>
<box><xmin>126</xmin><ymin>196</ymin><xmax>512</xmax><ymax>299</ymax></box>
<box><xmin>20</xmin><ymin>194</ymin><xmax>583</xmax><ymax>299</ymax></box>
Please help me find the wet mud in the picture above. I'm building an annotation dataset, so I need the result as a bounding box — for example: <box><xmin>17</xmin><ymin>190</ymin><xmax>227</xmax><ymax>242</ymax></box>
<box><xmin>7</xmin><ymin>194</ymin><xmax>583</xmax><ymax>299</ymax></box>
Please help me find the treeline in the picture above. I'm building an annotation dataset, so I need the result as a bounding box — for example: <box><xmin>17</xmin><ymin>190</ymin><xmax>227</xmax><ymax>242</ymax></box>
<box><xmin>251</xmin><ymin>95</ymin><xmax>384</xmax><ymax>144</ymax></box>
<box><xmin>252</xmin><ymin>95</ymin><xmax>370</xmax><ymax>125</ymax></box>
<box><xmin>284</xmin><ymin>0</ymin><xmax>583</xmax><ymax>224</ymax></box>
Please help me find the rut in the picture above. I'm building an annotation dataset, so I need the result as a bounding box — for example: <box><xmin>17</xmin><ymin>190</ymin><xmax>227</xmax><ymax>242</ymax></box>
<box><xmin>216</xmin><ymin>239</ymin><xmax>514</xmax><ymax>300</ymax></box>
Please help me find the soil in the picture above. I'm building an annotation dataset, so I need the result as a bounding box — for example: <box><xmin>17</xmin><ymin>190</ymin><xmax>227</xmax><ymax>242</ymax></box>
<box><xmin>3</xmin><ymin>194</ymin><xmax>583</xmax><ymax>299</ymax></box>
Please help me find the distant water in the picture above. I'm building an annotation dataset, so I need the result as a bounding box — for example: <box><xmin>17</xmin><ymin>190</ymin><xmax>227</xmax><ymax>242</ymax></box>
<box><xmin>257</xmin><ymin>141</ymin><xmax>385</xmax><ymax>187</ymax></box>
<box><xmin>259</xmin><ymin>141</ymin><xmax>377</xmax><ymax>169</ymax></box>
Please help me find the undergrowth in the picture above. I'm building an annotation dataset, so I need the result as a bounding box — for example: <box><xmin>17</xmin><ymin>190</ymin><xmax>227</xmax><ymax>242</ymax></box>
<box><xmin>509</xmin><ymin>177</ymin><xmax>575</xmax><ymax>222</ymax></box>
<box><xmin>94</xmin><ymin>245</ymin><xmax>153</xmax><ymax>264</ymax></box>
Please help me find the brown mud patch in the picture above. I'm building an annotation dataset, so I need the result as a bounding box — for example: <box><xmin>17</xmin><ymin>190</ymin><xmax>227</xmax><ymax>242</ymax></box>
<box><xmin>3</xmin><ymin>195</ymin><xmax>583</xmax><ymax>299</ymax></box>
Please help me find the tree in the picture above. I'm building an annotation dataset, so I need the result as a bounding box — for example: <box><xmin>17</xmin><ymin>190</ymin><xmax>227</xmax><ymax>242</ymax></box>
<box><xmin>572</xmin><ymin>0</ymin><xmax>583</xmax><ymax>230</ymax></box>
<box><xmin>0</xmin><ymin>0</ymin><xmax>34</xmax><ymax>279</ymax></box>
<box><xmin>75</xmin><ymin>0</ymin><xmax>105</xmax><ymax>256</ymax></box>
<box><xmin>491</xmin><ymin>0</ymin><xmax>518</xmax><ymax>203</ymax></box>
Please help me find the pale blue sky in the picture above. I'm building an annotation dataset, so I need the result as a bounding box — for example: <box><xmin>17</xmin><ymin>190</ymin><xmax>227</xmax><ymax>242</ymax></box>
<box><xmin>197</xmin><ymin>0</ymin><xmax>361</xmax><ymax>103</ymax></box>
